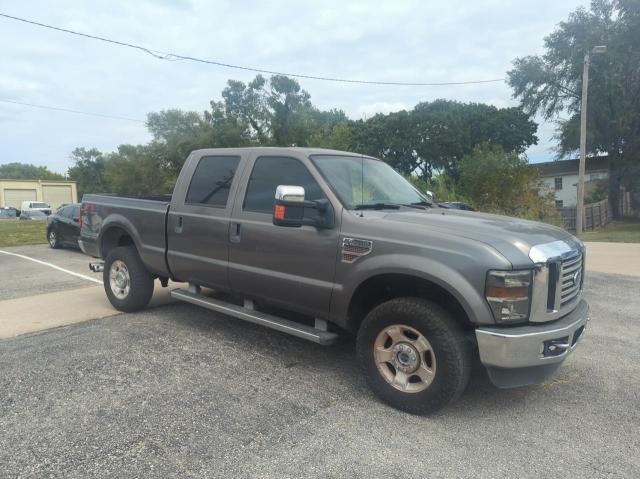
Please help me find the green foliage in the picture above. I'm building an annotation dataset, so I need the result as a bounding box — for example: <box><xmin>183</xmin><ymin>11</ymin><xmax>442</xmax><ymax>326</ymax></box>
<box><xmin>68</xmin><ymin>148</ymin><xmax>108</xmax><ymax>199</ymax></box>
<box><xmin>584</xmin><ymin>179</ymin><xmax>609</xmax><ymax>203</ymax></box>
<box><xmin>0</xmin><ymin>162</ymin><xmax>65</xmax><ymax>180</ymax></box>
<box><xmin>349</xmin><ymin>100</ymin><xmax>537</xmax><ymax>181</ymax></box>
<box><xmin>508</xmin><ymin>0</ymin><xmax>640</xmax><ymax>213</ymax></box>
<box><xmin>66</xmin><ymin>75</ymin><xmax>537</xmax><ymax>198</ymax></box>
<box><xmin>458</xmin><ymin>144</ymin><xmax>558</xmax><ymax>222</ymax></box>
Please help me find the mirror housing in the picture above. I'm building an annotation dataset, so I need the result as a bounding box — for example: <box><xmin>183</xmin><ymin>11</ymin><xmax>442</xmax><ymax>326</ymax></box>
<box><xmin>273</xmin><ymin>185</ymin><xmax>334</xmax><ymax>229</ymax></box>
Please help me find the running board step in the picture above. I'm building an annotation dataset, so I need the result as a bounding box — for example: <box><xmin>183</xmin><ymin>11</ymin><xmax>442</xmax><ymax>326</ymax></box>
<box><xmin>170</xmin><ymin>288</ymin><xmax>340</xmax><ymax>345</ymax></box>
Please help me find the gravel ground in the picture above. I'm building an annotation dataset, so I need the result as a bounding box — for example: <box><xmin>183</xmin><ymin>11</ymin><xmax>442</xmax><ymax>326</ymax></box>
<box><xmin>0</xmin><ymin>271</ymin><xmax>638</xmax><ymax>478</ymax></box>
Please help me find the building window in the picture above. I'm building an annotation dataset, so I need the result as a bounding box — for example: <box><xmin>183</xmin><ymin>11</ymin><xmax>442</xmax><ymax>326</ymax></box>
<box><xmin>554</xmin><ymin>177</ymin><xmax>563</xmax><ymax>190</ymax></box>
<box><xmin>555</xmin><ymin>200</ymin><xmax>564</xmax><ymax>208</ymax></box>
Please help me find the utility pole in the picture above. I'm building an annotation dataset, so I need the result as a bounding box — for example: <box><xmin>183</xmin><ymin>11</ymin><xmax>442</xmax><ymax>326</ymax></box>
<box><xmin>576</xmin><ymin>45</ymin><xmax>606</xmax><ymax>235</ymax></box>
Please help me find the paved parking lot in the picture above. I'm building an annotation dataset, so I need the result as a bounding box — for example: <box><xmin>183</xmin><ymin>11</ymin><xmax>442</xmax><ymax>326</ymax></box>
<box><xmin>0</xmin><ymin>244</ymin><xmax>639</xmax><ymax>477</ymax></box>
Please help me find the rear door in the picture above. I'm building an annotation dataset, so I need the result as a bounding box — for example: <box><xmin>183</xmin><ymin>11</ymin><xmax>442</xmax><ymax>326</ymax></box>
<box><xmin>166</xmin><ymin>152</ymin><xmax>246</xmax><ymax>290</ymax></box>
<box><xmin>228</xmin><ymin>153</ymin><xmax>341</xmax><ymax>319</ymax></box>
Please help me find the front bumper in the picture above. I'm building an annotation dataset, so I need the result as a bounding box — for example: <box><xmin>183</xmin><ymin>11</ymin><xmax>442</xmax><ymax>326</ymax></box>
<box><xmin>476</xmin><ymin>299</ymin><xmax>589</xmax><ymax>388</ymax></box>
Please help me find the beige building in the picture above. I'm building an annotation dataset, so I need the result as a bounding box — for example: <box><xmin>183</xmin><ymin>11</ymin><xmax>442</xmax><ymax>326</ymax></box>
<box><xmin>0</xmin><ymin>179</ymin><xmax>78</xmax><ymax>210</ymax></box>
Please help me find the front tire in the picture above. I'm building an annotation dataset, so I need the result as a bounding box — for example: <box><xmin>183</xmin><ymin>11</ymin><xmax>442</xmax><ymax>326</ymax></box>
<box><xmin>103</xmin><ymin>246</ymin><xmax>154</xmax><ymax>312</ymax></box>
<box><xmin>356</xmin><ymin>297</ymin><xmax>471</xmax><ymax>415</ymax></box>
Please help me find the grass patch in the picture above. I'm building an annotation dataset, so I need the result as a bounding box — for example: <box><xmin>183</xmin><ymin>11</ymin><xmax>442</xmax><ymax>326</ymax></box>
<box><xmin>579</xmin><ymin>219</ymin><xmax>640</xmax><ymax>243</ymax></box>
<box><xmin>0</xmin><ymin>220</ymin><xmax>48</xmax><ymax>247</ymax></box>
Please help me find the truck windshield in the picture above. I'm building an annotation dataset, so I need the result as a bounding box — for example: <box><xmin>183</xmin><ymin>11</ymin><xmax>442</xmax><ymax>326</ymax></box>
<box><xmin>311</xmin><ymin>155</ymin><xmax>430</xmax><ymax>210</ymax></box>
<box><xmin>32</xmin><ymin>203</ymin><xmax>49</xmax><ymax>208</ymax></box>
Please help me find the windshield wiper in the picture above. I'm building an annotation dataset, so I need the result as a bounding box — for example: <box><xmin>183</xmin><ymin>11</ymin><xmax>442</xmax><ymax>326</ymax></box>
<box><xmin>400</xmin><ymin>201</ymin><xmax>432</xmax><ymax>210</ymax></box>
<box><xmin>354</xmin><ymin>203</ymin><xmax>401</xmax><ymax>210</ymax></box>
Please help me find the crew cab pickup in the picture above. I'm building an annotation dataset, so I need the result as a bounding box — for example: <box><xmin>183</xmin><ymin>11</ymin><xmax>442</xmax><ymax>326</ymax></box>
<box><xmin>80</xmin><ymin>147</ymin><xmax>589</xmax><ymax>414</ymax></box>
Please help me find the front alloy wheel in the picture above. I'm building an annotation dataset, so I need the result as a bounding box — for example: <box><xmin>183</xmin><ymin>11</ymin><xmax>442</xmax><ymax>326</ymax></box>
<box><xmin>374</xmin><ymin>324</ymin><xmax>436</xmax><ymax>393</ymax></box>
<box><xmin>357</xmin><ymin>297</ymin><xmax>471</xmax><ymax>415</ymax></box>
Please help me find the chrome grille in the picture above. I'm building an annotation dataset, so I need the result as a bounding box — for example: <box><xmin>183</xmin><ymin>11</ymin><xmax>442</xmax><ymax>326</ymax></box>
<box><xmin>559</xmin><ymin>255</ymin><xmax>582</xmax><ymax>309</ymax></box>
<box><xmin>559</xmin><ymin>254</ymin><xmax>583</xmax><ymax>308</ymax></box>
<box><xmin>529</xmin><ymin>241</ymin><xmax>585</xmax><ymax>323</ymax></box>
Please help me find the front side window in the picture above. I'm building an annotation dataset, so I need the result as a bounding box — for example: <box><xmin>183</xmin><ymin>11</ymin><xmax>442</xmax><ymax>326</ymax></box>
<box><xmin>243</xmin><ymin>156</ymin><xmax>324</xmax><ymax>213</ymax></box>
<box><xmin>311</xmin><ymin>155</ymin><xmax>429</xmax><ymax>209</ymax></box>
<box><xmin>185</xmin><ymin>155</ymin><xmax>240</xmax><ymax>207</ymax></box>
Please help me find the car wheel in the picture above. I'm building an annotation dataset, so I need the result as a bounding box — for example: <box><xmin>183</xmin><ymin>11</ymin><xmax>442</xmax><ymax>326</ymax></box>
<box><xmin>47</xmin><ymin>228</ymin><xmax>60</xmax><ymax>249</ymax></box>
<box><xmin>103</xmin><ymin>246</ymin><xmax>154</xmax><ymax>312</ymax></box>
<box><xmin>356</xmin><ymin>297</ymin><xmax>471</xmax><ymax>415</ymax></box>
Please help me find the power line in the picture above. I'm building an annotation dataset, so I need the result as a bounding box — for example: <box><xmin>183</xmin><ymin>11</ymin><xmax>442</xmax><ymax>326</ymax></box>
<box><xmin>0</xmin><ymin>98</ymin><xmax>145</xmax><ymax>123</ymax></box>
<box><xmin>0</xmin><ymin>12</ymin><xmax>506</xmax><ymax>87</ymax></box>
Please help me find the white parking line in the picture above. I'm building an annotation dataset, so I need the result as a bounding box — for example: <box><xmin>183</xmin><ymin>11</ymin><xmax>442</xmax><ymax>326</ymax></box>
<box><xmin>0</xmin><ymin>249</ymin><xmax>102</xmax><ymax>284</ymax></box>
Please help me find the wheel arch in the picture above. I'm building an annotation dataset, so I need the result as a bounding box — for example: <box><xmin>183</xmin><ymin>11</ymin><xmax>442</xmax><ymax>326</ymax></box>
<box><xmin>346</xmin><ymin>273</ymin><xmax>475</xmax><ymax>331</ymax></box>
<box><xmin>98</xmin><ymin>216</ymin><xmax>140</xmax><ymax>259</ymax></box>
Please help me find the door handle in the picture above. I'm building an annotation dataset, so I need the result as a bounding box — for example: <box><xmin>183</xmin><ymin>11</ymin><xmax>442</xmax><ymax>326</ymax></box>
<box><xmin>230</xmin><ymin>222</ymin><xmax>241</xmax><ymax>243</ymax></box>
<box><xmin>175</xmin><ymin>216</ymin><xmax>183</xmax><ymax>234</ymax></box>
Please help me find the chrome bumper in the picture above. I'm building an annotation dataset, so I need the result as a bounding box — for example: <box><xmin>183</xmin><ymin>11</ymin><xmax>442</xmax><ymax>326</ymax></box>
<box><xmin>476</xmin><ymin>299</ymin><xmax>589</xmax><ymax>371</ymax></box>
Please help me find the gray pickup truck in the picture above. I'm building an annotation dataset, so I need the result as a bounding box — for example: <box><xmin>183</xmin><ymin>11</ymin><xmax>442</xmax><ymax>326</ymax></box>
<box><xmin>80</xmin><ymin>147</ymin><xmax>589</xmax><ymax>414</ymax></box>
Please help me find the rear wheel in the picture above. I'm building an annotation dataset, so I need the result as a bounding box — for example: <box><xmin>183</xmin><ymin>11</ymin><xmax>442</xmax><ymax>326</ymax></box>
<box><xmin>103</xmin><ymin>246</ymin><xmax>154</xmax><ymax>312</ymax></box>
<box><xmin>357</xmin><ymin>297</ymin><xmax>471</xmax><ymax>415</ymax></box>
<box><xmin>47</xmin><ymin>228</ymin><xmax>60</xmax><ymax>249</ymax></box>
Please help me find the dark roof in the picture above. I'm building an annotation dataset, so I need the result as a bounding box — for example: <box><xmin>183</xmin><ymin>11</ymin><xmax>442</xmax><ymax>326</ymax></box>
<box><xmin>533</xmin><ymin>156</ymin><xmax>609</xmax><ymax>176</ymax></box>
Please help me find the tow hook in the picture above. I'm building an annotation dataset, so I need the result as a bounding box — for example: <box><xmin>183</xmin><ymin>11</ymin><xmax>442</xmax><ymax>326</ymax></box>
<box><xmin>89</xmin><ymin>262</ymin><xmax>104</xmax><ymax>273</ymax></box>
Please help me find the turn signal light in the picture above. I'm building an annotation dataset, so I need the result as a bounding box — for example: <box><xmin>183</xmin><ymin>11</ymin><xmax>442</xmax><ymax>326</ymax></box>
<box><xmin>274</xmin><ymin>204</ymin><xmax>286</xmax><ymax>220</ymax></box>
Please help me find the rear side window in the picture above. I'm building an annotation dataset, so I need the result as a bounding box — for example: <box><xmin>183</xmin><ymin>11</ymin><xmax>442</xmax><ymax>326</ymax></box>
<box><xmin>185</xmin><ymin>156</ymin><xmax>240</xmax><ymax>207</ymax></box>
<box><xmin>243</xmin><ymin>156</ymin><xmax>324</xmax><ymax>213</ymax></box>
<box><xmin>58</xmin><ymin>206</ymin><xmax>72</xmax><ymax>218</ymax></box>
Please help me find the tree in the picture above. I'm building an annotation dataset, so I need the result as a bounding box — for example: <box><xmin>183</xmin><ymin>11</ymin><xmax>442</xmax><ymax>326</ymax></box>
<box><xmin>348</xmin><ymin>100</ymin><xmax>537</xmax><ymax>181</ymax></box>
<box><xmin>68</xmin><ymin>148</ymin><xmax>108</xmax><ymax>198</ymax></box>
<box><xmin>458</xmin><ymin>144</ymin><xmax>557</xmax><ymax>221</ymax></box>
<box><xmin>103</xmin><ymin>144</ymin><xmax>173</xmax><ymax>195</ymax></box>
<box><xmin>0</xmin><ymin>162</ymin><xmax>65</xmax><ymax>180</ymax></box>
<box><xmin>147</xmin><ymin>110</ymin><xmax>216</xmax><ymax>176</ymax></box>
<box><xmin>508</xmin><ymin>0</ymin><xmax>640</xmax><ymax>215</ymax></box>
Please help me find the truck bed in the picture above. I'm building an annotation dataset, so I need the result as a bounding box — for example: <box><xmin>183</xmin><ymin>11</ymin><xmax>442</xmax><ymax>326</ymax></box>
<box><xmin>80</xmin><ymin>193</ymin><xmax>171</xmax><ymax>276</ymax></box>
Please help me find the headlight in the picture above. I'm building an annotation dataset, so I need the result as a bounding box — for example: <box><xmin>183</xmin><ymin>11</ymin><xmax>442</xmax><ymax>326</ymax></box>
<box><xmin>485</xmin><ymin>270</ymin><xmax>532</xmax><ymax>323</ymax></box>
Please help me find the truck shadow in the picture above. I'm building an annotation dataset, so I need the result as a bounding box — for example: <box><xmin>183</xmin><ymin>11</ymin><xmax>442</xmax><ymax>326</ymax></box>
<box><xmin>164</xmin><ymin>302</ymin><xmax>533</xmax><ymax>417</ymax></box>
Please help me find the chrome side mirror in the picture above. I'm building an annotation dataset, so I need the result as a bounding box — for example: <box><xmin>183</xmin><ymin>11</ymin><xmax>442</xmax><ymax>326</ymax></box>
<box><xmin>273</xmin><ymin>184</ymin><xmax>334</xmax><ymax>229</ymax></box>
<box><xmin>275</xmin><ymin>185</ymin><xmax>305</xmax><ymax>202</ymax></box>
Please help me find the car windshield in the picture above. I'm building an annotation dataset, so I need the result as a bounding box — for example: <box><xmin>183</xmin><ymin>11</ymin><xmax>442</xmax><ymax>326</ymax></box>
<box><xmin>311</xmin><ymin>155</ymin><xmax>430</xmax><ymax>209</ymax></box>
<box><xmin>32</xmin><ymin>203</ymin><xmax>49</xmax><ymax>208</ymax></box>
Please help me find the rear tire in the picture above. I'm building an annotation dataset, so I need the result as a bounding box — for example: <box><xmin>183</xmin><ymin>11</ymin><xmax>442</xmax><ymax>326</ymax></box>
<box><xmin>47</xmin><ymin>228</ymin><xmax>60</xmax><ymax>249</ymax></box>
<box><xmin>103</xmin><ymin>246</ymin><xmax>154</xmax><ymax>312</ymax></box>
<box><xmin>356</xmin><ymin>297</ymin><xmax>471</xmax><ymax>415</ymax></box>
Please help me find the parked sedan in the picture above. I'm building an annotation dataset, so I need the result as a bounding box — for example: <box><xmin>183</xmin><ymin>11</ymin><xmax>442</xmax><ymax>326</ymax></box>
<box><xmin>0</xmin><ymin>207</ymin><xmax>18</xmax><ymax>219</ymax></box>
<box><xmin>46</xmin><ymin>203</ymin><xmax>81</xmax><ymax>249</ymax></box>
<box><xmin>20</xmin><ymin>210</ymin><xmax>48</xmax><ymax>220</ymax></box>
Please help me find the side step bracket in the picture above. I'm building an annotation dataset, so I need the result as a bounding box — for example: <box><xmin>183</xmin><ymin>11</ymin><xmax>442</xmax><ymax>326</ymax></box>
<box><xmin>170</xmin><ymin>288</ymin><xmax>339</xmax><ymax>346</ymax></box>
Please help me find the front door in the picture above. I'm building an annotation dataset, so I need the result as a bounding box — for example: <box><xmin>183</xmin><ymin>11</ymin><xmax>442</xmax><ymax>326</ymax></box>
<box><xmin>228</xmin><ymin>154</ymin><xmax>341</xmax><ymax>319</ymax></box>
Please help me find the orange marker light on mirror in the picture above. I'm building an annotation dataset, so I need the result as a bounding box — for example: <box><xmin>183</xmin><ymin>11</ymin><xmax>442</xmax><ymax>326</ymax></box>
<box><xmin>274</xmin><ymin>204</ymin><xmax>286</xmax><ymax>220</ymax></box>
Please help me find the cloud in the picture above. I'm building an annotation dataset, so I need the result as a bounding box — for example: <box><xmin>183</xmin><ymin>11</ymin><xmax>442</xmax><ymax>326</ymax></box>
<box><xmin>0</xmin><ymin>0</ymin><xmax>588</xmax><ymax>173</ymax></box>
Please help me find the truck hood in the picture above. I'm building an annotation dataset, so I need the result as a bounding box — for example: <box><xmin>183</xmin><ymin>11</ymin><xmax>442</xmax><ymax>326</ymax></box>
<box><xmin>380</xmin><ymin>208</ymin><xmax>582</xmax><ymax>268</ymax></box>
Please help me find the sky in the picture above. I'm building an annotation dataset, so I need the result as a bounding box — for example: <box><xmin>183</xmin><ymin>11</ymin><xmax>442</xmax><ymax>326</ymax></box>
<box><xmin>0</xmin><ymin>0</ymin><xmax>589</xmax><ymax>175</ymax></box>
